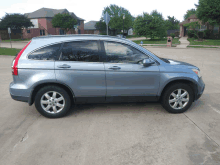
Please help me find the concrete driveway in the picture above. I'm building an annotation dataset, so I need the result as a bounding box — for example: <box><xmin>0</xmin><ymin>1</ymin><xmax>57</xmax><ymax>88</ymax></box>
<box><xmin>0</xmin><ymin>48</ymin><xmax>220</xmax><ymax>165</ymax></box>
<box><xmin>0</xmin><ymin>42</ymin><xmax>28</xmax><ymax>49</ymax></box>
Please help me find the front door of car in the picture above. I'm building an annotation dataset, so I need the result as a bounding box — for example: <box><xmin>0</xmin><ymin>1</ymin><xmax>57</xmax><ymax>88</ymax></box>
<box><xmin>55</xmin><ymin>40</ymin><xmax>106</xmax><ymax>103</ymax></box>
<box><xmin>101</xmin><ymin>41</ymin><xmax>160</xmax><ymax>102</ymax></box>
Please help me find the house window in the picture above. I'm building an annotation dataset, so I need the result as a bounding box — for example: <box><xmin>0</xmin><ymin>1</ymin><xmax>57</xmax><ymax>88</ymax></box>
<box><xmin>27</xmin><ymin>29</ymin><xmax>30</xmax><ymax>33</ymax></box>
<box><xmin>40</xmin><ymin>30</ymin><xmax>45</xmax><ymax>36</ymax></box>
<box><xmin>201</xmin><ymin>25</ymin><xmax>207</xmax><ymax>30</ymax></box>
<box><xmin>59</xmin><ymin>29</ymin><xmax>65</xmax><ymax>35</ymax></box>
<box><xmin>77</xmin><ymin>20</ymin><xmax>81</xmax><ymax>26</ymax></box>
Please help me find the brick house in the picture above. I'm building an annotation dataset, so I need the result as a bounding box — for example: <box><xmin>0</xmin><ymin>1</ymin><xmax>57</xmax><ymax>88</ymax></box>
<box><xmin>23</xmin><ymin>8</ymin><xmax>84</xmax><ymax>39</ymax></box>
<box><xmin>84</xmin><ymin>21</ymin><xmax>100</xmax><ymax>34</ymax></box>
<box><xmin>179</xmin><ymin>14</ymin><xmax>219</xmax><ymax>37</ymax></box>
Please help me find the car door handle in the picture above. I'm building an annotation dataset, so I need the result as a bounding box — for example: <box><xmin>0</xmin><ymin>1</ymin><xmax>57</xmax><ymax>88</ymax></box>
<box><xmin>57</xmin><ymin>64</ymin><xmax>71</xmax><ymax>68</ymax></box>
<box><xmin>108</xmin><ymin>66</ymin><xmax>121</xmax><ymax>70</ymax></box>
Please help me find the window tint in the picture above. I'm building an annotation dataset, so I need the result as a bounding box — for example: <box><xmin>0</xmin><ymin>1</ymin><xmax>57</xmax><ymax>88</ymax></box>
<box><xmin>28</xmin><ymin>44</ymin><xmax>61</xmax><ymax>60</ymax></box>
<box><xmin>104</xmin><ymin>42</ymin><xmax>148</xmax><ymax>63</ymax></box>
<box><xmin>60</xmin><ymin>41</ymin><xmax>99</xmax><ymax>62</ymax></box>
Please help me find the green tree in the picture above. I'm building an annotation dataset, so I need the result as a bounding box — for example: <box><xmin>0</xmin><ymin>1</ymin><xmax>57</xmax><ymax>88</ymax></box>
<box><xmin>184</xmin><ymin>9</ymin><xmax>197</xmax><ymax>20</ymax></box>
<box><xmin>165</xmin><ymin>16</ymin><xmax>180</xmax><ymax>30</ymax></box>
<box><xmin>52</xmin><ymin>13</ymin><xmax>77</xmax><ymax>34</ymax></box>
<box><xmin>0</xmin><ymin>13</ymin><xmax>34</xmax><ymax>39</ymax></box>
<box><xmin>102</xmin><ymin>4</ymin><xmax>133</xmax><ymax>35</ymax></box>
<box><xmin>151</xmin><ymin>10</ymin><xmax>163</xmax><ymax>20</ymax></box>
<box><xmin>95</xmin><ymin>19</ymin><xmax>107</xmax><ymax>34</ymax></box>
<box><xmin>196</xmin><ymin>0</ymin><xmax>220</xmax><ymax>33</ymax></box>
<box><xmin>0</xmin><ymin>13</ymin><xmax>33</xmax><ymax>30</ymax></box>
<box><xmin>133</xmin><ymin>12</ymin><xmax>167</xmax><ymax>39</ymax></box>
<box><xmin>183</xmin><ymin>21</ymin><xmax>202</xmax><ymax>40</ymax></box>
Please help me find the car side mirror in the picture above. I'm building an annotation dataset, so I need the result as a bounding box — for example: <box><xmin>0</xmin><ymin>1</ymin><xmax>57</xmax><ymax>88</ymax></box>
<box><xmin>143</xmin><ymin>59</ymin><xmax>155</xmax><ymax>67</ymax></box>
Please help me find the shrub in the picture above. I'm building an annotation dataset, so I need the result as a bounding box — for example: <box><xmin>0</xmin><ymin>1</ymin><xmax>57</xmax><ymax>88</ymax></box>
<box><xmin>187</xmin><ymin>30</ymin><xmax>196</xmax><ymax>38</ymax></box>
<box><xmin>174</xmin><ymin>31</ymin><xmax>180</xmax><ymax>37</ymax></box>
<box><xmin>198</xmin><ymin>31</ymin><xmax>204</xmax><ymax>39</ymax></box>
<box><xmin>170</xmin><ymin>33</ymin><xmax>175</xmax><ymax>39</ymax></box>
<box><xmin>203</xmin><ymin>30</ymin><xmax>211</xmax><ymax>39</ymax></box>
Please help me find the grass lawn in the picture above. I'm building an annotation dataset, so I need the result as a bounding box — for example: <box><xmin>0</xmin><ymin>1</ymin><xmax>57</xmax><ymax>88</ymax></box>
<box><xmin>125</xmin><ymin>35</ymin><xmax>146</xmax><ymax>38</ymax></box>
<box><xmin>188</xmin><ymin>38</ymin><xmax>220</xmax><ymax>46</ymax></box>
<box><xmin>187</xmin><ymin>46</ymin><xmax>219</xmax><ymax>48</ymax></box>
<box><xmin>0</xmin><ymin>47</ymin><xmax>21</xmax><ymax>56</ymax></box>
<box><xmin>1</xmin><ymin>39</ymin><xmax>30</xmax><ymax>42</ymax></box>
<box><xmin>133</xmin><ymin>38</ymin><xmax>180</xmax><ymax>45</ymax></box>
<box><xmin>144</xmin><ymin>45</ymin><xmax>167</xmax><ymax>47</ymax></box>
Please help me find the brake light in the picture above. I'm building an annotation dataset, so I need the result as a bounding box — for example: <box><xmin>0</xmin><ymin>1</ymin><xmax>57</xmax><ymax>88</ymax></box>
<box><xmin>12</xmin><ymin>40</ymin><xmax>32</xmax><ymax>75</ymax></box>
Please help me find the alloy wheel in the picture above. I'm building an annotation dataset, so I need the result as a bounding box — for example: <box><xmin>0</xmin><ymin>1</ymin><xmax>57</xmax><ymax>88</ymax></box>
<box><xmin>40</xmin><ymin>91</ymin><xmax>65</xmax><ymax>114</ymax></box>
<box><xmin>169</xmin><ymin>89</ymin><xmax>189</xmax><ymax>110</ymax></box>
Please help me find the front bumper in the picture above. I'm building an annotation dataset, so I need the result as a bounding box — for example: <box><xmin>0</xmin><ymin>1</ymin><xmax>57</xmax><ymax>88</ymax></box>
<box><xmin>195</xmin><ymin>77</ymin><xmax>205</xmax><ymax>101</ymax></box>
<box><xmin>195</xmin><ymin>84</ymin><xmax>205</xmax><ymax>100</ymax></box>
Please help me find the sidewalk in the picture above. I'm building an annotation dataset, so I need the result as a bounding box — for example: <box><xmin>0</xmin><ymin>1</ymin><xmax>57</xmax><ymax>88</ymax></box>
<box><xmin>176</xmin><ymin>37</ymin><xmax>190</xmax><ymax>48</ymax></box>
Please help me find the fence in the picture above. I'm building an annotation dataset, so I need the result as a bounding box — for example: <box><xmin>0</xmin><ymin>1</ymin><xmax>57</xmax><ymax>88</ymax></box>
<box><xmin>0</xmin><ymin>29</ymin><xmax>22</xmax><ymax>40</ymax></box>
<box><xmin>167</xmin><ymin>29</ymin><xmax>179</xmax><ymax>36</ymax></box>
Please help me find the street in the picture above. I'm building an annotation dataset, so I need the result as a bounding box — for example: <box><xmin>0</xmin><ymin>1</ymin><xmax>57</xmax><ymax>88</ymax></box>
<box><xmin>0</xmin><ymin>47</ymin><xmax>220</xmax><ymax>165</ymax></box>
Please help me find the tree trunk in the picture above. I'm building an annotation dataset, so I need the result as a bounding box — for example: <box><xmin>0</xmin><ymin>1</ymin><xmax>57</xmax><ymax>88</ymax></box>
<box><xmin>207</xmin><ymin>22</ymin><xmax>209</xmax><ymax>30</ymax></box>
<box><xmin>218</xmin><ymin>25</ymin><xmax>220</xmax><ymax>37</ymax></box>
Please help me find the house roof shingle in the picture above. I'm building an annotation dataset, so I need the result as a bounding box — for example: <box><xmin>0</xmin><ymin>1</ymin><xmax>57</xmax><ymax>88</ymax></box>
<box><xmin>188</xmin><ymin>14</ymin><xmax>197</xmax><ymax>19</ymax></box>
<box><xmin>25</xmin><ymin>8</ymin><xmax>84</xmax><ymax>21</ymax></box>
<box><xmin>84</xmin><ymin>21</ymin><xmax>98</xmax><ymax>30</ymax></box>
<box><xmin>179</xmin><ymin>14</ymin><xmax>199</xmax><ymax>25</ymax></box>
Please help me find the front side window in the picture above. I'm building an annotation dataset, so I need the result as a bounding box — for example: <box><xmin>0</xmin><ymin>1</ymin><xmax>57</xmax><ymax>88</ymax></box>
<box><xmin>28</xmin><ymin>44</ymin><xmax>62</xmax><ymax>60</ymax></box>
<box><xmin>104</xmin><ymin>41</ymin><xmax>148</xmax><ymax>63</ymax></box>
<box><xmin>60</xmin><ymin>41</ymin><xmax>99</xmax><ymax>62</ymax></box>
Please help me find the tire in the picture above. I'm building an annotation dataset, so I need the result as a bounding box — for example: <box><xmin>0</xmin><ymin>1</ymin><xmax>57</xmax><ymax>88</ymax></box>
<box><xmin>35</xmin><ymin>85</ymin><xmax>71</xmax><ymax>118</ymax></box>
<box><xmin>161</xmin><ymin>83</ymin><xmax>194</xmax><ymax>113</ymax></box>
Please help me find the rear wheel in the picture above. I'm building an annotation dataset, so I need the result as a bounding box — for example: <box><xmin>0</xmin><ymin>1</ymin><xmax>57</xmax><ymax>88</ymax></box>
<box><xmin>35</xmin><ymin>86</ymin><xmax>71</xmax><ymax>118</ymax></box>
<box><xmin>161</xmin><ymin>83</ymin><xmax>194</xmax><ymax>113</ymax></box>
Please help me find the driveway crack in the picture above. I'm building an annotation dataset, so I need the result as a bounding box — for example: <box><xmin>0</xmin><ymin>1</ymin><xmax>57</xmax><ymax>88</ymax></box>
<box><xmin>183</xmin><ymin>113</ymin><xmax>219</xmax><ymax>147</ymax></box>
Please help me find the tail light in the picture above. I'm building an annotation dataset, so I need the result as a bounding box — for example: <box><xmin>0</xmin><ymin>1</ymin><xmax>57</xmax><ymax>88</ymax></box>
<box><xmin>12</xmin><ymin>40</ymin><xmax>32</xmax><ymax>75</ymax></box>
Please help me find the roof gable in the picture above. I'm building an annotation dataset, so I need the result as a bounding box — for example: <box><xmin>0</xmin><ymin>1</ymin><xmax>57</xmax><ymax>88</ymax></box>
<box><xmin>25</xmin><ymin>8</ymin><xmax>84</xmax><ymax>21</ymax></box>
<box><xmin>188</xmin><ymin>14</ymin><xmax>197</xmax><ymax>19</ymax></box>
<box><xmin>84</xmin><ymin>21</ymin><xmax>98</xmax><ymax>30</ymax></box>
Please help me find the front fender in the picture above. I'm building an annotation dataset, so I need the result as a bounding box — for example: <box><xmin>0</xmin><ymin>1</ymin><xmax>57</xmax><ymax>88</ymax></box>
<box><xmin>157</xmin><ymin>72</ymin><xmax>199</xmax><ymax>96</ymax></box>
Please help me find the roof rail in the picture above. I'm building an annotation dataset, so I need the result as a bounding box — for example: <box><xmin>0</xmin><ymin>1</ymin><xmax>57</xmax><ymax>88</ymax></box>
<box><xmin>32</xmin><ymin>34</ymin><xmax>125</xmax><ymax>40</ymax></box>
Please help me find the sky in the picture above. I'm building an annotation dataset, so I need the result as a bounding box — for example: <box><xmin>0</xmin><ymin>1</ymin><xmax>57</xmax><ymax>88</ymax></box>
<box><xmin>0</xmin><ymin>0</ymin><xmax>198</xmax><ymax>23</ymax></box>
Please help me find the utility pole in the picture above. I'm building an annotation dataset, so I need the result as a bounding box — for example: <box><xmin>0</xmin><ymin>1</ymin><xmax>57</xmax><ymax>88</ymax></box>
<box><xmin>123</xmin><ymin>15</ymin><xmax>125</xmax><ymax>37</ymax></box>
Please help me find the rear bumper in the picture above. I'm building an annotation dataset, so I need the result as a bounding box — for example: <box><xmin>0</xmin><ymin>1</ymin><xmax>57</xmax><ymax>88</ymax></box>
<box><xmin>9</xmin><ymin>82</ymin><xmax>30</xmax><ymax>103</ymax></box>
<box><xmin>10</xmin><ymin>94</ymin><xmax>29</xmax><ymax>103</ymax></box>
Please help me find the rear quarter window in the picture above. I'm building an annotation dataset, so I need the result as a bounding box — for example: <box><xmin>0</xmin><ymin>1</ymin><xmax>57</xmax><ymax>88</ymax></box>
<box><xmin>28</xmin><ymin>43</ymin><xmax>62</xmax><ymax>60</ymax></box>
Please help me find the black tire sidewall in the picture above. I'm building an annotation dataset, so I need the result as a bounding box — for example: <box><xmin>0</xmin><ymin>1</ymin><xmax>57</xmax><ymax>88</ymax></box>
<box><xmin>161</xmin><ymin>83</ymin><xmax>194</xmax><ymax>113</ymax></box>
<box><xmin>35</xmin><ymin>86</ymin><xmax>71</xmax><ymax>118</ymax></box>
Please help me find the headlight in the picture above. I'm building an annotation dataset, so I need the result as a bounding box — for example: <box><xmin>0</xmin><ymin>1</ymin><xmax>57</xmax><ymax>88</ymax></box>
<box><xmin>192</xmin><ymin>69</ymin><xmax>202</xmax><ymax>78</ymax></box>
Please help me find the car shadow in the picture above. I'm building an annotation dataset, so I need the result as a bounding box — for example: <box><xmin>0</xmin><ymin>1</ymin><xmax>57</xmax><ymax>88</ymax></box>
<box><xmin>66</xmin><ymin>102</ymin><xmax>166</xmax><ymax>117</ymax></box>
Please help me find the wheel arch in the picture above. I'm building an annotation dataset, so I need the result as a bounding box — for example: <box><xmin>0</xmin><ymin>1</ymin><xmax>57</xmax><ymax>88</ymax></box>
<box><xmin>28</xmin><ymin>82</ymin><xmax>75</xmax><ymax>106</ymax></box>
<box><xmin>159</xmin><ymin>79</ymin><xmax>198</xmax><ymax>102</ymax></box>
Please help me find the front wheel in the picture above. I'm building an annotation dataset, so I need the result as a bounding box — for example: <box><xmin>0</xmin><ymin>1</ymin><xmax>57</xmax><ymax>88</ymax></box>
<box><xmin>35</xmin><ymin>86</ymin><xmax>71</xmax><ymax>118</ymax></box>
<box><xmin>161</xmin><ymin>83</ymin><xmax>194</xmax><ymax>113</ymax></box>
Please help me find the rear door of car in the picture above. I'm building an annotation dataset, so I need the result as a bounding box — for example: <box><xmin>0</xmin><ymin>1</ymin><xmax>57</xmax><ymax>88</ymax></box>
<box><xmin>17</xmin><ymin>43</ymin><xmax>62</xmax><ymax>97</ymax></box>
<box><xmin>55</xmin><ymin>40</ymin><xmax>106</xmax><ymax>103</ymax></box>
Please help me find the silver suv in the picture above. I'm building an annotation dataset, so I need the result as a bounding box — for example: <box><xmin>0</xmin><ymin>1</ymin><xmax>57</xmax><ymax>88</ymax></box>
<box><xmin>10</xmin><ymin>35</ymin><xmax>205</xmax><ymax>118</ymax></box>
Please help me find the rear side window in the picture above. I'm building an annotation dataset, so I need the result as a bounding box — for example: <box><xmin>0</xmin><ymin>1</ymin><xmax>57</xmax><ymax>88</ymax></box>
<box><xmin>28</xmin><ymin>44</ymin><xmax>62</xmax><ymax>60</ymax></box>
<box><xmin>60</xmin><ymin>41</ymin><xmax>99</xmax><ymax>62</ymax></box>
